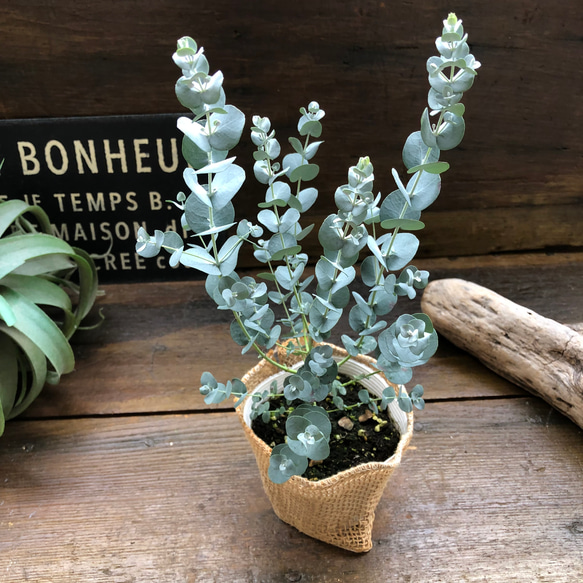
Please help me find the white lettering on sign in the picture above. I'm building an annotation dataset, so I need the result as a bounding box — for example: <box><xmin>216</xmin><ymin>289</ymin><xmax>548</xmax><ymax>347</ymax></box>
<box><xmin>45</xmin><ymin>140</ymin><xmax>69</xmax><ymax>175</ymax></box>
<box><xmin>74</xmin><ymin>140</ymin><xmax>98</xmax><ymax>174</ymax></box>
<box><xmin>97</xmin><ymin>252</ymin><xmax>166</xmax><ymax>271</ymax></box>
<box><xmin>51</xmin><ymin>191</ymin><xmax>147</xmax><ymax>213</ymax></box>
<box><xmin>156</xmin><ymin>138</ymin><xmax>179</xmax><ymax>173</ymax></box>
<box><xmin>103</xmin><ymin>139</ymin><xmax>128</xmax><ymax>174</ymax></box>
<box><xmin>15</xmin><ymin>138</ymin><xmax>179</xmax><ymax>176</ymax></box>
<box><xmin>17</xmin><ymin>142</ymin><xmax>41</xmax><ymax>175</ymax></box>
<box><xmin>134</xmin><ymin>139</ymin><xmax>151</xmax><ymax>173</ymax></box>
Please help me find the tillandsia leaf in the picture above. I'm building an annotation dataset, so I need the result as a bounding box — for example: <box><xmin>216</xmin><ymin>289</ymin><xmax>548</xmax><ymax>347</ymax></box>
<box><xmin>0</xmin><ymin>200</ymin><xmax>52</xmax><ymax>238</ymax></box>
<box><xmin>0</xmin><ymin>286</ymin><xmax>75</xmax><ymax>379</ymax></box>
<box><xmin>0</xmin><ymin>294</ymin><xmax>16</xmax><ymax>327</ymax></box>
<box><xmin>0</xmin><ymin>324</ymin><xmax>48</xmax><ymax>420</ymax></box>
<box><xmin>70</xmin><ymin>246</ymin><xmax>100</xmax><ymax>325</ymax></box>
<box><xmin>1</xmin><ymin>275</ymin><xmax>75</xmax><ymax>334</ymax></box>
<box><xmin>0</xmin><ymin>234</ymin><xmax>79</xmax><ymax>280</ymax></box>
<box><xmin>0</xmin><ymin>335</ymin><xmax>19</xmax><ymax>422</ymax></box>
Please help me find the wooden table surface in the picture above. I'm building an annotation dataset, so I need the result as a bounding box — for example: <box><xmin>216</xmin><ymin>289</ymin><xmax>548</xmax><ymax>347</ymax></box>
<box><xmin>1</xmin><ymin>252</ymin><xmax>582</xmax><ymax>582</ymax></box>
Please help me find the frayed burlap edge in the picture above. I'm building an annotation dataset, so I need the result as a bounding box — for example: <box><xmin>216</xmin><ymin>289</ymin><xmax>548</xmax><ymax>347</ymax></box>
<box><xmin>236</xmin><ymin>342</ymin><xmax>414</xmax><ymax>553</ymax></box>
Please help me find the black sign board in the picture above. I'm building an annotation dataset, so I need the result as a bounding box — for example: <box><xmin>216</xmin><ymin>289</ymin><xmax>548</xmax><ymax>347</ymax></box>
<box><xmin>0</xmin><ymin>114</ymin><xmax>195</xmax><ymax>283</ymax></box>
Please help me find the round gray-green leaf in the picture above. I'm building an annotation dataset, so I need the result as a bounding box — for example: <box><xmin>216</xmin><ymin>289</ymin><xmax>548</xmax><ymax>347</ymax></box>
<box><xmin>385</xmin><ymin>233</ymin><xmax>420</xmax><ymax>271</ymax></box>
<box><xmin>402</xmin><ymin>131</ymin><xmax>440</xmax><ymax>170</ymax></box>
<box><xmin>406</xmin><ymin>172</ymin><xmax>441</xmax><ymax>211</ymax></box>
<box><xmin>381</xmin><ymin>218</ymin><xmax>426</xmax><ymax>231</ymax></box>
<box><xmin>435</xmin><ymin>112</ymin><xmax>465</xmax><ymax>151</ymax></box>
<box><xmin>208</xmin><ymin>105</ymin><xmax>246</xmax><ymax>151</ymax></box>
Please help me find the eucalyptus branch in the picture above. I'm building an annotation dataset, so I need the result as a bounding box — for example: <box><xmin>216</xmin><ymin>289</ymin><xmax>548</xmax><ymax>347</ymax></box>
<box><xmin>135</xmin><ymin>14</ymin><xmax>481</xmax><ymax>483</ymax></box>
<box><xmin>233</xmin><ymin>312</ymin><xmax>296</xmax><ymax>374</ymax></box>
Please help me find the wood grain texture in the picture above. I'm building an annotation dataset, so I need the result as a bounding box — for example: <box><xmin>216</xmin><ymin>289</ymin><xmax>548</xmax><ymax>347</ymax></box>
<box><xmin>19</xmin><ymin>252</ymin><xmax>582</xmax><ymax>419</ymax></box>
<box><xmin>0</xmin><ymin>1</ymin><xmax>581</xmax><ymax>257</ymax></box>
<box><xmin>421</xmin><ymin>278</ymin><xmax>583</xmax><ymax>428</ymax></box>
<box><xmin>1</xmin><ymin>399</ymin><xmax>582</xmax><ymax>582</ymax></box>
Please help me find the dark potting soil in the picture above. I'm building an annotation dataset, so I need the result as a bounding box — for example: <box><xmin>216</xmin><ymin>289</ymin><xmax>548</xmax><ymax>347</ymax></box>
<box><xmin>251</xmin><ymin>375</ymin><xmax>402</xmax><ymax>481</ymax></box>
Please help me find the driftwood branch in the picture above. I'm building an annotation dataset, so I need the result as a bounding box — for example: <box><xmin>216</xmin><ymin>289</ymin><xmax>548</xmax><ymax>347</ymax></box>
<box><xmin>421</xmin><ymin>278</ymin><xmax>583</xmax><ymax>429</ymax></box>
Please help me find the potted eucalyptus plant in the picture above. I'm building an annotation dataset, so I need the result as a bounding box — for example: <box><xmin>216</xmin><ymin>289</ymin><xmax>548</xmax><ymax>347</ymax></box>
<box><xmin>0</xmin><ymin>199</ymin><xmax>100</xmax><ymax>435</ymax></box>
<box><xmin>136</xmin><ymin>13</ymin><xmax>480</xmax><ymax>552</ymax></box>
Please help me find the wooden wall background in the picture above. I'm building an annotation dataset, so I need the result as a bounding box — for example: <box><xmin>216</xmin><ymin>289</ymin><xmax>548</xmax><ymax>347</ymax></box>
<box><xmin>0</xmin><ymin>0</ymin><xmax>581</xmax><ymax>261</ymax></box>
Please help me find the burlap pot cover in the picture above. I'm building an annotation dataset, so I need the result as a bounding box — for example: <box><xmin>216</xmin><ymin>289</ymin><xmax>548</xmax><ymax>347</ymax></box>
<box><xmin>236</xmin><ymin>343</ymin><xmax>414</xmax><ymax>553</ymax></box>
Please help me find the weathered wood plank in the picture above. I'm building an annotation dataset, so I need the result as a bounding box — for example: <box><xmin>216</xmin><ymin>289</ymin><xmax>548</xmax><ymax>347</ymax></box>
<box><xmin>0</xmin><ymin>1</ymin><xmax>581</xmax><ymax>257</ymax></box>
<box><xmin>20</xmin><ymin>252</ymin><xmax>583</xmax><ymax>419</ymax></box>
<box><xmin>2</xmin><ymin>398</ymin><xmax>582</xmax><ymax>581</ymax></box>
<box><xmin>238</xmin><ymin>203</ymin><xmax>583</xmax><ymax>267</ymax></box>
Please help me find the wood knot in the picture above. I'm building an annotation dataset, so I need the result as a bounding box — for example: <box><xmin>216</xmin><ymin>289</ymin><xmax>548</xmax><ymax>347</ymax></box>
<box><xmin>567</xmin><ymin>520</ymin><xmax>583</xmax><ymax>535</ymax></box>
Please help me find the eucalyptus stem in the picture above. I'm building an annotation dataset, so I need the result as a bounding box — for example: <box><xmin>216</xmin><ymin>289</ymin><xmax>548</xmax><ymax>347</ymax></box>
<box><xmin>233</xmin><ymin>312</ymin><xmax>297</xmax><ymax>374</ymax></box>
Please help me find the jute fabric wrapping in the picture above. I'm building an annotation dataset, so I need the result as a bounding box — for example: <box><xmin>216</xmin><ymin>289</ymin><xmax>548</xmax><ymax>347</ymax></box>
<box><xmin>236</xmin><ymin>343</ymin><xmax>414</xmax><ymax>553</ymax></box>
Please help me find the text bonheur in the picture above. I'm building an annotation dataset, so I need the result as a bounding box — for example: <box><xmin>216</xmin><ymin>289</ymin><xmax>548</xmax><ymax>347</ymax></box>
<box><xmin>16</xmin><ymin>137</ymin><xmax>179</xmax><ymax>175</ymax></box>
